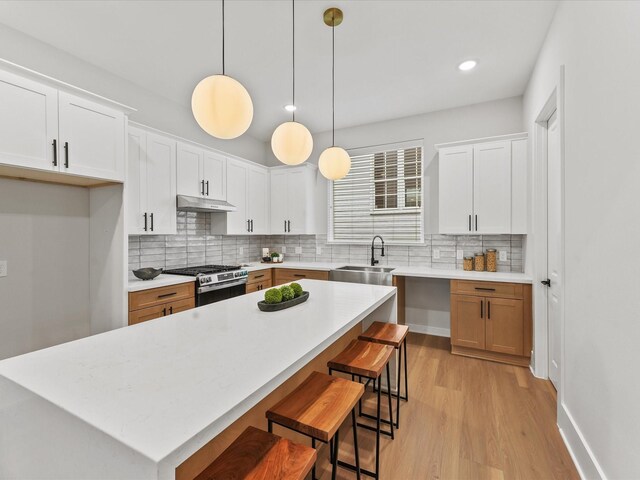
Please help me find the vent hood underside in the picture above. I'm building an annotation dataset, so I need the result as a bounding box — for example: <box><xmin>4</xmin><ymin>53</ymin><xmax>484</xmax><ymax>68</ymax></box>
<box><xmin>176</xmin><ymin>195</ymin><xmax>237</xmax><ymax>213</ymax></box>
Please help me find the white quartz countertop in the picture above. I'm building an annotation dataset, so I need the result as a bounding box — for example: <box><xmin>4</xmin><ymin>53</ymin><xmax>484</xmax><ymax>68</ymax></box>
<box><xmin>391</xmin><ymin>266</ymin><xmax>533</xmax><ymax>284</ymax></box>
<box><xmin>0</xmin><ymin>280</ymin><xmax>396</xmax><ymax>474</ymax></box>
<box><xmin>127</xmin><ymin>273</ymin><xmax>195</xmax><ymax>292</ymax></box>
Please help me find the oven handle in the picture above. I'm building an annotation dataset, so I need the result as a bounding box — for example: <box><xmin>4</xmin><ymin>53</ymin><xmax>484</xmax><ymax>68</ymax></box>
<box><xmin>198</xmin><ymin>278</ymin><xmax>247</xmax><ymax>294</ymax></box>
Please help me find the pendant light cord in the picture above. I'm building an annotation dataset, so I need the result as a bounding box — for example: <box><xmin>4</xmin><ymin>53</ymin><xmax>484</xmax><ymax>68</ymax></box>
<box><xmin>222</xmin><ymin>0</ymin><xmax>225</xmax><ymax>75</ymax></box>
<box><xmin>292</xmin><ymin>0</ymin><xmax>295</xmax><ymax>122</ymax></box>
<box><xmin>332</xmin><ymin>14</ymin><xmax>335</xmax><ymax>146</ymax></box>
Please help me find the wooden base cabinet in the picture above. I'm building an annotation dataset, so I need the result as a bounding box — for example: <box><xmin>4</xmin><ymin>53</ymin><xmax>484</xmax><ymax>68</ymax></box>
<box><xmin>450</xmin><ymin>280</ymin><xmax>531</xmax><ymax>366</ymax></box>
<box><xmin>128</xmin><ymin>282</ymin><xmax>195</xmax><ymax>326</ymax></box>
<box><xmin>246</xmin><ymin>270</ymin><xmax>273</xmax><ymax>293</ymax></box>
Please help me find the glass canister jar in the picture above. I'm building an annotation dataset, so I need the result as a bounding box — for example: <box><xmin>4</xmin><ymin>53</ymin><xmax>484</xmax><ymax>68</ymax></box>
<box><xmin>463</xmin><ymin>256</ymin><xmax>474</xmax><ymax>271</ymax></box>
<box><xmin>486</xmin><ymin>248</ymin><xmax>497</xmax><ymax>272</ymax></box>
<box><xmin>474</xmin><ymin>252</ymin><xmax>485</xmax><ymax>271</ymax></box>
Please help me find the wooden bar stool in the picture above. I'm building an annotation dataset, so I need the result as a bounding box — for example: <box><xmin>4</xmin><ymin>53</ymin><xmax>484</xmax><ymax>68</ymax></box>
<box><xmin>327</xmin><ymin>339</ymin><xmax>395</xmax><ymax>479</ymax></box>
<box><xmin>194</xmin><ymin>426</ymin><xmax>316</xmax><ymax>480</ymax></box>
<box><xmin>266</xmin><ymin>371</ymin><xmax>363</xmax><ymax>480</ymax></box>
<box><xmin>359</xmin><ymin>322</ymin><xmax>409</xmax><ymax>429</ymax></box>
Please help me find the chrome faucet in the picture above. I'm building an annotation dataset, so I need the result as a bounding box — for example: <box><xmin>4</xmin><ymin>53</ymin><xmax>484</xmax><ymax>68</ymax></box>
<box><xmin>371</xmin><ymin>235</ymin><xmax>385</xmax><ymax>266</ymax></box>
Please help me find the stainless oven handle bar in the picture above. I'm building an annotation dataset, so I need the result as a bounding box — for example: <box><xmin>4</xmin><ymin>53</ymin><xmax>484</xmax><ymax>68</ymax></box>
<box><xmin>198</xmin><ymin>278</ymin><xmax>248</xmax><ymax>294</ymax></box>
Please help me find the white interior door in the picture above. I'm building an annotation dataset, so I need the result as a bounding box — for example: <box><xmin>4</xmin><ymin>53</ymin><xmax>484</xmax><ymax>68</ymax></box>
<box><xmin>438</xmin><ymin>146</ymin><xmax>473</xmax><ymax>233</ymax></box>
<box><xmin>145</xmin><ymin>133</ymin><xmax>176</xmax><ymax>235</ymax></box>
<box><xmin>58</xmin><ymin>92</ymin><xmax>125</xmax><ymax>181</ymax></box>
<box><xmin>473</xmin><ymin>141</ymin><xmax>511</xmax><ymax>233</ymax></box>
<box><xmin>547</xmin><ymin>110</ymin><xmax>562</xmax><ymax>390</ymax></box>
<box><xmin>176</xmin><ymin>143</ymin><xmax>203</xmax><ymax>197</ymax></box>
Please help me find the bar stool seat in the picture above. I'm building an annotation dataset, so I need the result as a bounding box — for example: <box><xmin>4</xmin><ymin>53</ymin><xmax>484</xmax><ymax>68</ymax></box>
<box><xmin>359</xmin><ymin>322</ymin><xmax>409</xmax><ymax>430</ymax></box>
<box><xmin>328</xmin><ymin>339</ymin><xmax>394</xmax><ymax>479</ymax></box>
<box><xmin>267</xmin><ymin>371</ymin><xmax>364</xmax><ymax>480</ymax></box>
<box><xmin>195</xmin><ymin>426</ymin><xmax>316</xmax><ymax>480</ymax></box>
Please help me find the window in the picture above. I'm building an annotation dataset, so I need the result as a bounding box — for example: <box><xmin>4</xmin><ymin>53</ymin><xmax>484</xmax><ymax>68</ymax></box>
<box><xmin>330</xmin><ymin>142</ymin><xmax>423</xmax><ymax>243</ymax></box>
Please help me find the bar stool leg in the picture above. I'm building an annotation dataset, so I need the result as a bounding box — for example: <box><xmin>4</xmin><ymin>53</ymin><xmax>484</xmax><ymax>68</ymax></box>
<box><xmin>268</xmin><ymin>420</ymin><xmax>272</xmax><ymax>433</ymax></box>
<box><xmin>396</xmin><ymin>344</ymin><xmax>402</xmax><ymax>428</ymax></box>
<box><xmin>331</xmin><ymin>429</ymin><xmax>339</xmax><ymax>480</ymax></box>
<box><xmin>351</xmin><ymin>408</ymin><xmax>361</xmax><ymax>480</ymax></box>
<box><xmin>375</xmin><ymin>374</ymin><xmax>381</xmax><ymax>479</ymax></box>
<box><xmin>386</xmin><ymin>362</ymin><xmax>395</xmax><ymax>440</ymax></box>
<box><xmin>404</xmin><ymin>337</ymin><xmax>409</xmax><ymax>400</ymax></box>
<box><xmin>312</xmin><ymin>438</ymin><xmax>317</xmax><ymax>480</ymax></box>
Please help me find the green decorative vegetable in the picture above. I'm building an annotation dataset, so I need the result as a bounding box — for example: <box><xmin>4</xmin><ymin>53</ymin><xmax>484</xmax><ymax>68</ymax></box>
<box><xmin>270</xmin><ymin>252</ymin><xmax>280</xmax><ymax>258</ymax></box>
<box><xmin>264</xmin><ymin>288</ymin><xmax>283</xmax><ymax>304</ymax></box>
<box><xmin>280</xmin><ymin>285</ymin><xmax>295</xmax><ymax>301</ymax></box>
<box><xmin>290</xmin><ymin>282</ymin><xmax>303</xmax><ymax>298</ymax></box>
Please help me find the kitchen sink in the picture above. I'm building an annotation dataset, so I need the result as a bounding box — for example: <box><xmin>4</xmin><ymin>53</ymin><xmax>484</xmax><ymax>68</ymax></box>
<box><xmin>330</xmin><ymin>265</ymin><xmax>395</xmax><ymax>286</ymax></box>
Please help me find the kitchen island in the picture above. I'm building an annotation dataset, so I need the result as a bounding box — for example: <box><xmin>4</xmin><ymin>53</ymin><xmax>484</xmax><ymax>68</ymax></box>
<box><xmin>0</xmin><ymin>279</ymin><xmax>397</xmax><ymax>480</ymax></box>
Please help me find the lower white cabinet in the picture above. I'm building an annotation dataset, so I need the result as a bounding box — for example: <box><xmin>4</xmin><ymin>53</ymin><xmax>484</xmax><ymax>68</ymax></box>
<box><xmin>176</xmin><ymin>142</ymin><xmax>226</xmax><ymax>200</ymax></box>
<box><xmin>270</xmin><ymin>165</ymin><xmax>317</xmax><ymax>234</ymax></box>
<box><xmin>127</xmin><ymin>127</ymin><xmax>176</xmax><ymax>235</ymax></box>
<box><xmin>211</xmin><ymin>159</ymin><xmax>268</xmax><ymax>235</ymax></box>
<box><xmin>437</xmin><ymin>134</ymin><xmax>527</xmax><ymax>234</ymax></box>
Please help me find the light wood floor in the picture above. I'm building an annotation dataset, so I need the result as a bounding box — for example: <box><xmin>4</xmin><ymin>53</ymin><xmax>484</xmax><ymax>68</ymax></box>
<box><xmin>311</xmin><ymin>333</ymin><xmax>579</xmax><ymax>480</ymax></box>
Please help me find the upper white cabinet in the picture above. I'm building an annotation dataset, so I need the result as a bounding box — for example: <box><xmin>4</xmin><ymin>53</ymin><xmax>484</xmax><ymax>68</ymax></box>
<box><xmin>0</xmin><ymin>70</ymin><xmax>58</xmax><ymax>171</ymax></box>
<box><xmin>177</xmin><ymin>142</ymin><xmax>226</xmax><ymax>200</ymax></box>
<box><xmin>0</xmin><ymin>68</ymin><xmax>127</xmax><ymax>183</ymax></box>
<box><xmin>127</xmin><ymin>126</ymin><xmax>176</xmax><ymax>235</ymax></box>
<box><xmin>211</xmin><ymin>159</ymin><xmax>269</xmax><ymax>235</ymax></box>
<box><xmin>270</xmin><ymin>165</ymin><xmax>317</xmax><ymax>234</ymax></box>
<box><xmin>437</xmin><ymin>133</ymin><xmax>527</xmax><ymax>234</ymax></box>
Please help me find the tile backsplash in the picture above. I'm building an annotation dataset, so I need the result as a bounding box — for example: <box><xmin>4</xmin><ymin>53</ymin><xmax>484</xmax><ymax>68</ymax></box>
<box><xmin>129</xmin><ymin>212</ymin><xmax>524</xmax><ymax>273</ymax></box>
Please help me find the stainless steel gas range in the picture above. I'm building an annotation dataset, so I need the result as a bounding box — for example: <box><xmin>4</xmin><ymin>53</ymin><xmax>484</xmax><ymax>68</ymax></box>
<box><xmin>164</xmin><ymin>265</ymin><xmax>248</xmax><ymax>306</ymax></box>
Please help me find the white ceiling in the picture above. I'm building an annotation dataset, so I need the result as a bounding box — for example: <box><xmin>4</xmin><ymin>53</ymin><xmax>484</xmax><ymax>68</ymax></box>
<box><xmin>0</xmin><ymin>0</ymin><xmax>557</xmax><ymax>141</ymax></box>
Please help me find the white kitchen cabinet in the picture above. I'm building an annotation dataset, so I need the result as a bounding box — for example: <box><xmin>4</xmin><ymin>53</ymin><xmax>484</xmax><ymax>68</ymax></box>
<box><xmin>58</xmin><ymin>92</ymin><xmax>125</xmax><ymax>181</ymax></box>
<box><xmin>211</xmin><ymin>159</ymin><xmax>268</xmax><ymax>235</ymax></box>
<box><xmin>0</xmin><ymin>68</ymin><xmax>127</xmax><ymax>184</ymax></box>
<box><xmin>127</xmin><ymin>127</ymin><xmax>176</xmax><ymax>235</ymax></box>
<box><xmin>270</xmin><ymin>165</ymin><xmax>317</xmax><ymax>234</ymax></box>
<box><xmin>473</xmin><ymin>141</ymin><xmax>511</xmax><ymax>234</ymax></box>
<box><xmin>177</xmin><ymin>142</ymin><xmax>226</xmax><ymax>200</ymax></box>
<box><xmin>437</xmin><ymin>134</ymin><xmax>527</xmax><ymax>234</ymax></box>
<box><xmin>0</xmin><ymin>70</ymin><xmax>58</xmax><ymax>171</ymax></box>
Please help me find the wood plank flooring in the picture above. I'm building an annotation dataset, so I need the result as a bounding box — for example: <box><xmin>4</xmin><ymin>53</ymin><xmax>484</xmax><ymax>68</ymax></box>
<box><xmin>310</xmin><ymin>333</ymin><xmax>579</xmax><ymax>480</ymax></box>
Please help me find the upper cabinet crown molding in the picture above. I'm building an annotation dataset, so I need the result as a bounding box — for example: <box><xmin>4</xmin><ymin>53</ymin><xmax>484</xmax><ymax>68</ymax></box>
<box><xmin>438</xmin><ymin>133</ymin><xmax>528</xmax><ymax>235</ymax></box>
<box><xmin>0</xmin><ymin>65</ymin><xmax>129</xmax><ymax>185</ymax></box>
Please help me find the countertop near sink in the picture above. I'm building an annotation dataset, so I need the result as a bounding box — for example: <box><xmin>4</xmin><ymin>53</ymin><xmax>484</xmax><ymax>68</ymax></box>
<box><xmin>391</xmin><ymin>266</ymin><xmax>533</xmax><ymax>284</ymax></box>
<box><xmin>128</xmin><ymin>274</ymin><xmax>195</xmax><ymax>292</ymax></box>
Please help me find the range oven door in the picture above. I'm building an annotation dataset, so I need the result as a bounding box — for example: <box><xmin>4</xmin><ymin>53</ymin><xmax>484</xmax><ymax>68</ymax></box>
<box><xmin>197</xmin><ymin>279</ymin><xmax>247</xmax><ymax>307</ymax></box>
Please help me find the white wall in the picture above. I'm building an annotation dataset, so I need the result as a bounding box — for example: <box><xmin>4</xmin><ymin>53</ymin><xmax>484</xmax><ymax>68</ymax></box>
<box><xmin>0</xmin><ymin>24</ymin><xmax>267</xmax><ymax>165</ymax></box>
<box><xmin>267</xmin><ymin>96</ymin><xmax>524</xmax><ymax>234</ymax></box>
<box><xmin>0</xmin><ymin>178</ymin><xmax>90</xmax><ymax>360</ymax></box>
<box><xmin>523</xmin><ymin>2</ymin><xmax>640</xmax><ymax>478</ymax></box>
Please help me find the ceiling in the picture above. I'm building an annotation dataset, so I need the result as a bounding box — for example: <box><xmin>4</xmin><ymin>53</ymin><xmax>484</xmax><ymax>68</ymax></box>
<box><xmin>0</xmin><ymin>0</ymin><xmax>558</xmax><ymax>141</ymax></box>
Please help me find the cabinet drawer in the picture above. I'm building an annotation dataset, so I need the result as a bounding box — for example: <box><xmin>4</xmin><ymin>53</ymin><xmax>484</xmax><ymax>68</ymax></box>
<box><xmin>129</xmin><ymin>282</ymin><xmax>195</xmax><ymax>311</ymax></box>
<box><xmin>274</xmin><ymin>269</ymin><xmax>329</xmax><ymax>285</ymax></box>
<box><xmin>246</xmin><ymin>279</ymin><xmax>273</xmax><ymax>293</ymax></box>
<box><xmin>248</xmin><ymin>269</ymin><xmax>272</xmax><ymax>285</ymax></box>
<box><xmin>451</xmin><ymin>280</ymin><xmax>523</xmax><ymax>299</ymax></box>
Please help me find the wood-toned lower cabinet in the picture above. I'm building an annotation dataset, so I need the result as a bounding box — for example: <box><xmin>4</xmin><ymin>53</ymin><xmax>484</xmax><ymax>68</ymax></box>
<box><xmin>129</xmin><ymin>282</ymin><xmax>195</xmax><ymax>326</ymax></box>
<box><xmin>450</xmin><ymin>280</ymin><xmax>531</xmax><ymax>366</ymax></box>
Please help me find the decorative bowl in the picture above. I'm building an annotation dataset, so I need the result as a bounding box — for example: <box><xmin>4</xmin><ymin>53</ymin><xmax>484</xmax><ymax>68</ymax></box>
<box><xmin>132</xmin><ymin>267</ymin><xmax>163</xmax><ymax>281</ymax></box>
<box><xmin>258</xmin><ymin>291</ymin><xmax>309</xmax><ymax>312</ymax></box>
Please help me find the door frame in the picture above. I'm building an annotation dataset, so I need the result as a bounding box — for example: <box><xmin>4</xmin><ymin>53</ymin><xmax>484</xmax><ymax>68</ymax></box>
<box><xmin>531</xmin><ymin>66</ymin><xmax>566</xmax><ymax>401</ymax></box>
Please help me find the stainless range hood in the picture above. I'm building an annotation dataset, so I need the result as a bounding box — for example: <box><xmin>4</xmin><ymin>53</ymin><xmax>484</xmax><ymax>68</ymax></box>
<box><xmin>176</xmin><ymin>195</ymin><xmax>237</xmax><ymax>213</ymax></box>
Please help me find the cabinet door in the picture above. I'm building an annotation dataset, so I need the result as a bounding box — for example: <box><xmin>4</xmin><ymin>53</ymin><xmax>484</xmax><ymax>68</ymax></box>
<box><xmin>450</xmin><ymin>294</ymin><xmax>485</xmax><ymax>349</ymax></box>
<box><xmin>202</xmin><ymin>151</ymin><xmax>226</xmax><ymax>200</ymax></box>
<box><xmin>473</xmin><ymin>141</ymin><xmax>511</xmax><ymax>233</ymax></box>
<box><xmin>287</xmin><ymin>168</ymin><xmax>309</xmax><ymax>234</ymax></box>
<box><xmin>0</xmin><ymin>70</ymin><xmax>59</xmax><ymax>171</ymax></box>
<box><xmin>145</xmin><ymin>133</ymin><xmax>177</xmax><ymax>235</ymax></box>
<box><xmin>58</xmin><ymin>92</ymin><xmax>125</xmax><ymax>181</ymax></box>
<box><xmin>127</xmin><ymin>127</ymin><xmax>147</xmax><ymax>234</ymax></box>
<box><xmin>511</xmin><ymin>139</ymin><xmax>527</xmax><ymax>234</ymax></box>
<box><xmin>226</xmin><ymin>161</ymin><xmax>249</xmax><ymax>234</ymax></box>
<box><xmin>165</xmin><ymin>297</ymin><xmax>195</xmax><ymax>315</ymax></box>
<box><xmin>247</xmin><ymin>166</ymin><xmax>269</xmax><ymax>234</ymax></box>
<box><xmin>485</xmin><ymin>298</ymin><xmax>524</xmax><ymax>355</ymax></box>
<box><xmin>439</xmin><ymin>146</ymin><xmax>473</xmax><ymax>233</ymax></box>
<box><xmin>177</xmin><ymin>142</ymin><xmax>204</xmax><ymax>197</ymax></box>
<box><xmin>128</xmin><ymin>304</ymin><xmax>166</xmax><ymax>326</ymax></box>
<box><xmin>270</xmin><ymin>170</ymin><xmax>288</xmax><ymax>234</ymax></box>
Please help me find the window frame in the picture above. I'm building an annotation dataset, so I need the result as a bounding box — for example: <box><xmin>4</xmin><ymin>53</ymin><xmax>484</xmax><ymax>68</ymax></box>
<box><xmin>327</xmin><ymin>140</ymin><xmax>425</xmax><ymax>245</ymax></box>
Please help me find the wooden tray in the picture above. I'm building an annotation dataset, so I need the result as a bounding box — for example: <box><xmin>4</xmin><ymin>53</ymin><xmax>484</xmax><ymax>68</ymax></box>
<box><xmin>258</xmin><ymin>292</ymin><xmax>309</xmax><ymax>312</ymax></box>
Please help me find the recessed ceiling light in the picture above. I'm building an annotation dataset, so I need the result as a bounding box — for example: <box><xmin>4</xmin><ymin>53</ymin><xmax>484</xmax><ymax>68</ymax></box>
<box><xmin>458</xmin><ymin>60</ymin><xmax>477</xmax><ymax>71</ymax></box>
<box><xmin>284</xmin><ymin>104</ymin><xmax>297</xmax><ymax>112</ymax></box>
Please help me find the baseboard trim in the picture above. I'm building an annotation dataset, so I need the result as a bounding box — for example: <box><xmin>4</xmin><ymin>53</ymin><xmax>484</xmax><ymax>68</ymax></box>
<box><xmin>407</xmin><ymin>324</ymin><xmax>450</xmax><ymax>337</ymax></box>
<box><xmin>558</xmin><ymin>403</ymin><xmax>606</xmax><ymax>480</ymax></box>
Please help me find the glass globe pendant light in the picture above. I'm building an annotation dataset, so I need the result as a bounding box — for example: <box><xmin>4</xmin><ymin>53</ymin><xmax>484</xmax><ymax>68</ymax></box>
<box><xmin>192</xmin><ymin>0</ymin><xmax>253</xmax><ymax>140</ymax></box>
<box><xmin>318</xmin><ymin>8</ymin><xmax>350</xmax><ymax>180</ymax></box>
<box><xmin>271</xmin><ymin>0</ymin><xmax>313</xmax><ymax>165</ymax></box>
